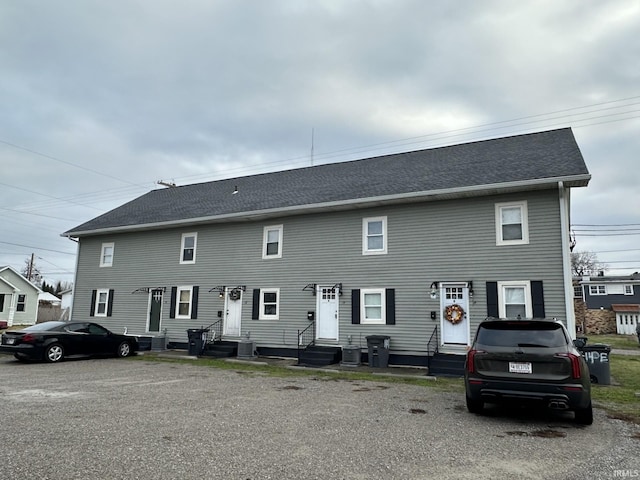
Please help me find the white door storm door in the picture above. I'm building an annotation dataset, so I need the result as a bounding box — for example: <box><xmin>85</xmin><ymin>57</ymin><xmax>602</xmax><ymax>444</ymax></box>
<box><xmin>440</xmin><ymin>283</ymin><xmax>470</xmax><ymax>346</ymax></box>
<box><xmin>148</xmin><ymin>289</ymin><xmax>163</xmax><ymax>333</ymax></box>
<box><xmin>316</xmin><ymin>285</ymin><xmax>339</xmax><ymax>341</ymax></box>
<box><xmin>223</xmin><ymin>287</ymin><xmax>242</xmax><ymax>337</ymax></box>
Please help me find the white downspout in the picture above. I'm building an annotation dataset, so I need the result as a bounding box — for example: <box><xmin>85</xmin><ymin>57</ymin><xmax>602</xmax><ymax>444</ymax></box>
<box><xmin>558</xmin><ymin>181</ymin><xmax>576</xmax><ymax>338</ymax></box>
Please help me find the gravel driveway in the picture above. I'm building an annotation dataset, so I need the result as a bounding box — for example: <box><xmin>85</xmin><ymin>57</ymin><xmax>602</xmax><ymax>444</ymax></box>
<box><xmin>0</xmin><ymin>356</ymin><xmax>638</xmax><ymax>479</ymax></box>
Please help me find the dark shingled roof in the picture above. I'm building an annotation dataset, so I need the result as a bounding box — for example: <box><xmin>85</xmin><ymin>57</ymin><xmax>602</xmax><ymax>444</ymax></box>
<box><xmin>64</xmin><ymin>128</ymin><xmax>590</xmax><ymax>237</ymax></box>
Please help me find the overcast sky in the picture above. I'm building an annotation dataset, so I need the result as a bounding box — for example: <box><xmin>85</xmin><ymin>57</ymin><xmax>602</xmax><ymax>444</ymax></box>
<box><xmin>1</xmin><ymin>0</ymin><xmax>639</xmax><ymax>286</ymax></box>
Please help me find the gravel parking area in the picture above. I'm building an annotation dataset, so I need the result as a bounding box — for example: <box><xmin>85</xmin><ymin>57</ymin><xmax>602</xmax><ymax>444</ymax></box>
<box><xmin>0</xmin><ymin>356</ymin><xmax>638</xmax><ymax>479</ymax></box>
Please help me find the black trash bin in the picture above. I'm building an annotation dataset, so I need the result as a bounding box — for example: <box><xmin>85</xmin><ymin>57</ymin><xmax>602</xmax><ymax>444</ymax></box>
<box><xmin>187</xmin><ymin>328</ymin><xmax>209</xmax><ymax>356</ymax></box>
<box><xmin>366</xmin><ymin>335</ymin><xmax>390</xmax><ymax>368</ymax></box>
<box><xmin>582</xmin><ymin>343</ymin><xmax>611</xmax><ymax>385</ymax></box>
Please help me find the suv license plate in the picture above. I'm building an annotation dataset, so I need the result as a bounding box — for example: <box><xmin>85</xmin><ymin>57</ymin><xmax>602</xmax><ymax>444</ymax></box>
<box><xmin>509</xmin><ymin>362</ymin><xmax>532</xmax><ymax>374</ymax></box>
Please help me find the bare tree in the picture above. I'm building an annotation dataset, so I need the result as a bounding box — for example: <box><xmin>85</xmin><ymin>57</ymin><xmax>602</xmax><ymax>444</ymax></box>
<box><xmin>571</xmin><ymin>251</ymin><xmax>608</xmax><ymax>277</ymax></box>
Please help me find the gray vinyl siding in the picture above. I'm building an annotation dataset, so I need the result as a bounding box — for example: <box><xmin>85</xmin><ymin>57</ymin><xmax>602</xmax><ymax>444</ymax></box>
<box><xmin>72</xmin><ymin>188</ymin><xmax>567</xmax><ymax>356</ymax></box>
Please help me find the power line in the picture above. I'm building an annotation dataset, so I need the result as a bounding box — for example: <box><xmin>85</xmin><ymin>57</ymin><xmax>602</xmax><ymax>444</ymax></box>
<box><xmin>0</xmin><ymin>241</ymin><xmax>75</xmax><ymax>256</ymax></box>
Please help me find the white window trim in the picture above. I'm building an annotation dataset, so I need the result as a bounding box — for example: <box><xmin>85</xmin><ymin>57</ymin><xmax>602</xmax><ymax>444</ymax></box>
<box><xmin>180</xmin><ymin>233</ymin><xmax>197</xmax><ymax>265</ymax></box>
<box><xmin>262</xmin><ymin>225</ymin><xmax>283</xmax><ymax>259</ymax></box>
<box><xmin>259</xmin><ymin>288</ymin><xmax>280</xmax><ymax>320</ymax></box>
<box><xmin>362</xmin><ymin>216</ymin><xmax>388</xmax><ymax>255</ymax></box>
<box><xmin>589</xmin><ymin>284</ymin><xmax>607</xmax><ymax>296</ymax></box>
<box><xmin>497</xmin><ymin>281</ymin><xmax>532</xmax><ymax>319</ymax></box>
<box><xmin>94</xmin><ymin>288</ymin><xmax>110</xmax><ymax>317</ymax></box>
<box><xmin>175</xmin><ymin>286</ymin><xmax>193</xmax><ymax>319</ymax></box>
<box><xmin>100</xmin><ymin>242</ymin><xmax>114</xmax><ymax>267</ymax></box>
<box><xmin>624</xmin><ymin>285</ymin><xmax>634</xmax><ymax>296</ymax></box>
<box><xmin>495</xmin><ymin>201</ymin><xmax>529</xmax><ymax>246</ymax></box>
<box><xmin>360</xmin><ymin>288</ymin><xmax>386</xmax><ymax>325</ymax></box>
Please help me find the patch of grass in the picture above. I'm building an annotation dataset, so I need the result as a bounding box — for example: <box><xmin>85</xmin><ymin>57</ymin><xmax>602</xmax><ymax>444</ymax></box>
<box><xmin>586</xmin><ymin>334</ymin><xmax>639</xmax><ymax>350</ymax></box>
<box><xmin>131</xmin><ymin>353</ymin><xmax>465</xmax><ymax>392</ymax></box>
<box><xmin>591</xmin><ymin>354</ymin><xmax>640</xmax><ymax>423</ymax></box>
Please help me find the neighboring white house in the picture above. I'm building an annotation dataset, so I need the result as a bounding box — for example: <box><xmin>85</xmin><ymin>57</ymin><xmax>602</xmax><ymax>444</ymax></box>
<box><xmin>60</xmin><ymin>288</ymin><xmax>73</xmax><ymax>320</ymax></box>
<box><xmin>38</xmin><ymin>292</ymin><xmax>62</xmax><ymax>306</ymax></box>
<box><xmin>0</xmin><ymin>266</ymin><xmax>41</xmax><ymax>327</ymax></box>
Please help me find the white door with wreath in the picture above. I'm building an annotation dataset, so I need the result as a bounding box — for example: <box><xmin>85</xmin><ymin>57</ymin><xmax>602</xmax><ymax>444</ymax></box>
<box><xmin>440</xmin><ymin>283</ymin><xmax>470</xmax><ymax>346</ymax></box>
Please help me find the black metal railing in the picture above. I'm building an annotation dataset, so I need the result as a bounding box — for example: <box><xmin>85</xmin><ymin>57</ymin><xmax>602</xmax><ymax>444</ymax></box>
<box><xmin>426</xmin><ymin>325</ymin><xmax>439</xmax><ymax>372</ymax></box>
<box><xmin>203</xmin><ymin>319</ymin><xmax>223</xmax><ymax>346</ymax></box>
<box><xmin>297</xmin><ymin>321</ymin><xmax>315</xmax><ymax>364</ymax></box>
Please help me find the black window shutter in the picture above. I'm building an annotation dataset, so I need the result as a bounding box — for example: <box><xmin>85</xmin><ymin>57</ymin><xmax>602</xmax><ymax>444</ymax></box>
<box><xmin>351</xmin><ymin>289</ymin><xmax>361</xmax><ymax>324</ymax></box>
<box><xmin>107</xmin><ymin>289</ymin><xmax>115</xmax><ymax>317</ymax></box>
<box><xmin>90</xmin><ymin>290</ymin><xmax>97</xmax><ymax>317</ymax></box>
<box><xmin>191</xmin><ymin>286</ymin><xmax>199</xmax><ymax>319</ymax></box>
<box><xmin>252</xmin><ymin>289</ymin><xmax>260</xmax><ymax>320</ymax></box>
<box><xmin>385</xmin><ymin>289</ymin><xmax>396</xmax><ymax>325</ymax></box>
<box><xmin>531</xmin><ymin>281</ymin><xmax>545</xmax><ymax>318</ymax></box>
<box><xmin>486</xmin><ymin>282</ymin><xmax>498</xmax><ymax>318</ymax></box>
<box><xmin>169</xmin><ymin>287</ymin><xmax>177</xmax><ymax>319</ymax></box>
<box><xmin>0</xmin><ymin>294</ymin><xmax>4</xmax><ymax>312</ymax></box>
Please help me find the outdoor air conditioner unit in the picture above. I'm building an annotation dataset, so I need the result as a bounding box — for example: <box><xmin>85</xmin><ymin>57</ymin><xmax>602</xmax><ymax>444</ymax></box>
<box><xmin>237</xmin><ymin>340</ymin><xmax>255</xmax><ymax>359</ymax></box>
<box><xmin>341</xmin><ymin>345</ymin><xmax>361</xmax><ymax>366</ymax></box>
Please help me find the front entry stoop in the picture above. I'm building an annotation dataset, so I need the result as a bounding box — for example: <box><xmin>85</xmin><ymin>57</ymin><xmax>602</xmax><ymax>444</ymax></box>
<box><xmin>298</xmin><ymin>346</ymin><xmax>342</xmax><ymax>367</ymax></box>
<box><xmin>428</xmin><ymin>353</ymin><xmax>466</xmax><ymax>377</ymax></box>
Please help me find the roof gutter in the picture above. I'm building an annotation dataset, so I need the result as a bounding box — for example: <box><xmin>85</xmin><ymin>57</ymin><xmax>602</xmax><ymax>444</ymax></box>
<box><xmin>63</xmin><ymin>173</ymin><xmax>591</xmax><ymax>238</ymax></box>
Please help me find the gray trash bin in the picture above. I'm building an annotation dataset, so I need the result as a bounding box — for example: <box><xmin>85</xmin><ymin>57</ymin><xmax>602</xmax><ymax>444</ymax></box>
<box><xmin>366</xmin><ymin>335</ymin><xmax>390</xmax><ymax>368</ymax></box>
<box><xmin>187</xmin><ymin>328</ymin><xmax>208</xmax><ymax>356</ymax></box>
<box><xmin>582</xmin><ymin>343</ymin><xmax>611</xmax><ymax>385</ymax></box>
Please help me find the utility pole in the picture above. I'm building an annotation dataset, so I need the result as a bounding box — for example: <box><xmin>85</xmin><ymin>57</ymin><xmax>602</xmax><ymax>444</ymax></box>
<box><xmin>27</xmin><ymin>253</ymin><xmax>34</xmax><ymax>281</ymax></box>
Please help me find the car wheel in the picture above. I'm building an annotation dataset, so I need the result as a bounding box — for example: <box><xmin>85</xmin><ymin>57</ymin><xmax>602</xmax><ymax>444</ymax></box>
<box><xmin>45</xmin><ymin>344</ymin><xmax>64</xmax><ymax>363</ymax></box>
<box><xmin>466</xmin><ymin>395</ymin><xmax>484</xmax><ymax>414</ymax></box>
<box><xmin>117</xmin><ymin>341</ymin><xmax>132</xmax><ymax>358</ymax></box>
<box><xmin>574</xmin><ymin>402</ymin><xmax>593</xmax><ymax>425</ymax></box>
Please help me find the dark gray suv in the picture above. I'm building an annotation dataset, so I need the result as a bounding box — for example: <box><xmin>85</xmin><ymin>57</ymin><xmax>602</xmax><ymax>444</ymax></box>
<box><xmin>464</xmin><ymin>319</ymin><xmax>592</xmax><ymax>425</ymax></box>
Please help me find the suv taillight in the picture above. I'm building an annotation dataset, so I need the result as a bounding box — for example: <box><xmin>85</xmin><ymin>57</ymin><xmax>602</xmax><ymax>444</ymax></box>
<box><xmin>467</xmin><ymin>349</ymin><xmax>484</xmax><ymax>374</ymax></box>
<box><xmin>555</xmin><ymin>352</ymin><xmax>581</xmax><ymax>379</ymax></box>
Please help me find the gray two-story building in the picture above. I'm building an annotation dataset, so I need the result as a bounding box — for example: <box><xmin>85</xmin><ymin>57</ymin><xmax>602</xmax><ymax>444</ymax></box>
<box><xmin>63</xmin><ymin>128</ymin><xmax>591</xmax><ymax>368</ymax></box>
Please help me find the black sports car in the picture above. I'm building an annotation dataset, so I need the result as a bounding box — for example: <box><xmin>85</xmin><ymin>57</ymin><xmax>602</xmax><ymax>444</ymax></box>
<box><xmin>0</xmin><ymin>321</ymin><xmax>138</xmax><ymax>363</ymax></box>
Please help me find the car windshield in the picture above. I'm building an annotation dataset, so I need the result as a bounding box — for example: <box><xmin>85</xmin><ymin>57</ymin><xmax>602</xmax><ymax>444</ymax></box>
<box><xmin>21</xmin><ymin>322</ymin><xmax>67</xmax><ymax>332</ymax></box>
<box><xmin>476</xmin><ymin>322</ymin><xmax>568</xmax><ymax>348</ymax></box>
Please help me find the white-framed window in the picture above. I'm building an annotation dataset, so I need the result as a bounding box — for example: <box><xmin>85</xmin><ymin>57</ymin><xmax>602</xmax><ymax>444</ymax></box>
<box><xmin>180</xmin><ymin>233</ymin><xmax>197</xmax><ymax>264</ymax></box>
<box><xmin>361</xmin><ymin>288</ymin><xmax>386</xmax><ymax>324</ymax></box>
<box><xmin>624</xmin><ymin>285</ymin><xmax>634</xmax><ymax>295</ymax></box>
<box><xmin>94</xmin><ymin>289</ymin><xmax>110</xmax><ymax>317</ymax></box>
<box><xmin>363</xmin><ymin>216</ymin><xmax>387</xmax><ymax>255</ymax></box>
<box><xmin>497</xmin><ymin>281</ymin><xmax>532</xmax><ymax>319</ymax></box>
<box><xmin>495</xmin><ymin>201</ymin><xmax>529</xmax><ymax>245</ymax></box>
<box><xmin>262</xmin><ymin>225</ymin><xmax>283</xmax><ymax>259</ymax></box>
<box><xmin>259</xmin><ymin>288</ymin><xmax>280</xmax><ymax>320</ymax></box>
<box><xmin>573</xmin><ymin>285</ymin><xmax>583</xmax><ymax>298</ymax></box>
<box><xmin>16</xmin><ymin>294</ymin><xmax>26</xmax><ymax>312</ymax></box>
<box><xmin>176</xmin><ymin>286</ymin><xmax>193</xmax><ymax>318</ymax></box>
<box><xmin>589</xmin><ymin>285</ymin><xmax>607</xmax><ymax>296</ymax></box>
<box><xmin>100</xmin><ymin>242</ymin><xmax>114</xmax><ymax>267</ymax></box>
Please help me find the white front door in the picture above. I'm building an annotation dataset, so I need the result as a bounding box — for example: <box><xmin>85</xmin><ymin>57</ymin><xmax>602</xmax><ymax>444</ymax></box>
<box><xmin>316</xmin><ymin>285</ymin><xmax>339</xmax><ymax>341</ymax></box>
<box><xmin>440</xmin><ymin>283</ymin><xmax>470</xmax><ymax>346</ymax></box>
<box><xmin>223</xmin><ymin>288</ymin><xmax>242</xmax><ymax>337</ymax></box>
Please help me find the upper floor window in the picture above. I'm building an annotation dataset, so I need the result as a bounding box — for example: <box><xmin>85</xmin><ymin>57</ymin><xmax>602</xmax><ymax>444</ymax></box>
<box><xmin>262</xmin><ymin>225</ymin><xmax>283</xmax><ymax>259</ymax></box>
<box><xmin>589</xmin><ymin>285</ymin><xmax>606</xmax><ymax>296</ymax></box>
<box><xmin>363</xmin><ymin>216</ymin><xmax>387</xmax><ymax>255</ymax></box>
<box><xmin>495</xmin><ymin>201</ymin><xmax>529</xmax><ymax>246</ymax></box>
<box><xmin>100</xmin><ymin>242</ymin><xmax>114</xmax><ymax>267</ymax></box>
<box><xmin>497</xmin><ymin>281</ymin><xmax>532</xmax><ymax>319</ymax></box>
<box><xmin>573</xmin><ymin>285</ymin><xmax>583</xmax><ymax>298</ymax></box>
<box><xmin>16</xmin><ymin>294</ymin><xmax>26</xmax><ymax>312</ymax></box>
<box><xmin>624</xmin><ymin>285</ymin><xmax>634</xmax><ymax>295</ymax></box>
<box><xmin>361</xmin><ymin>288</ymin><xmax>385</xmax><ymax>324</ymax></box>
<box><xmin>180</xmin><ymin>233</ymin><xmax>197</xmax><ymax>264</ymax></box>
